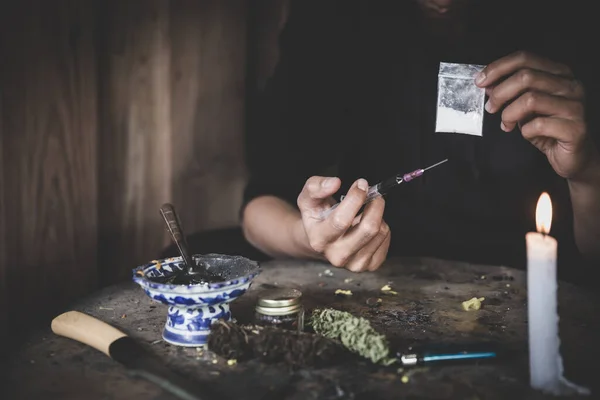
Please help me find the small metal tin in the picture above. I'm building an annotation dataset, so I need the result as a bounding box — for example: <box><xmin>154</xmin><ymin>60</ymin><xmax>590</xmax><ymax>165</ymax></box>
<box><xmin>254</xmin><ymin>288</ymin><xmax>305</xmax><ymax>332</ymax></box>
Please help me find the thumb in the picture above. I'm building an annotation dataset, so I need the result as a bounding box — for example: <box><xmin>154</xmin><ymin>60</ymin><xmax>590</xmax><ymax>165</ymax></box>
<box><xmin>297</xmin><ymin>176</ymin><xmax>341</xmax><ymax>212</ymax></box>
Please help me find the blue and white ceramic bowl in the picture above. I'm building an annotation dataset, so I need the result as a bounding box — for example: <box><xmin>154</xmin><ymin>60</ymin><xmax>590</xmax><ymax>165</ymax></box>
<box><xmin>132</xmin><ymin>253</ymin><xmax>261</xmax><ymax>347</ymax></box>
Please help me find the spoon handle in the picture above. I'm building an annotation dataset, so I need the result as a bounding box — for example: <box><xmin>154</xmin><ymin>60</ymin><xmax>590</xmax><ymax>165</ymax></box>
<box><xmin>160</xmin><ymin>203</ymin><xmax>194</xmax><ymax>269</ymax></box>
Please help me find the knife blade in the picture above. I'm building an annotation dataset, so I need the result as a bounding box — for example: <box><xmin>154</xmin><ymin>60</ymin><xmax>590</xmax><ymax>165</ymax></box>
<box><xmin>51</xmin><ymin>311</ymin><xmax>222</xmax><ymax>400</ymax></box>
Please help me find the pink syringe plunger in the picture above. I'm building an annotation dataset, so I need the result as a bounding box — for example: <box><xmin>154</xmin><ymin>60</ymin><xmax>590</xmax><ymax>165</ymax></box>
<box><xmin>402</xmin><ymin>168</ymin><xmax>424</xmax><ymax>182</ymax></box>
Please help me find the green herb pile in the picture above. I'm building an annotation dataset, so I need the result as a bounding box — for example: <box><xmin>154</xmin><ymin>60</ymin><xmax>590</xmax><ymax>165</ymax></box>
<box><xmin>310</xmin><ymin>308</ymin><xmax>396</xmax><ymax>365</ymax></box>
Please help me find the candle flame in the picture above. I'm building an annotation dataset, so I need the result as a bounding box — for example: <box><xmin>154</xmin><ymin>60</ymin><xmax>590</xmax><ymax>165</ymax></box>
<box><xmin>535</xmin><ymin>192</ymin><xmax>552</xmax><ymax>234</ymax></box>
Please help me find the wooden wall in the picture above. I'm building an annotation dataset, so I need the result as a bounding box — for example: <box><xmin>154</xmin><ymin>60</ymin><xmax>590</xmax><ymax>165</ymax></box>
<box><xmin>0</xmin><ymin>64</ymin><xmax>7</xmax><ymax>348</ymax></box>
<box><xmin>0</xmin><ymin>0</ymin><xmax>100</xmax><ymax>350</ymax></box>
<box><xmin>95</xmin><ymin>0</ymin><xmax>250</xmax><ymax>286</ymax></box>
<box><xmin>0</xmin><ymin>0</ymin><xmax>290</xmax><ymax>351</ymax></box>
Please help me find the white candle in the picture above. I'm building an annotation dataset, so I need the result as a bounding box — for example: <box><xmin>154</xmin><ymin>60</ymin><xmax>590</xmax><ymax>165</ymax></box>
<box><xmin>526</xmin><ymin>192</ymin><xmax>589</xmax><ymax>396</ymax></box>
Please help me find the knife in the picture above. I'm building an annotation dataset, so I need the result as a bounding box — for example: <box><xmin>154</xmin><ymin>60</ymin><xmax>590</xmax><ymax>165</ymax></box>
<box><xmin>51</xmin><ymin>311</ymin><xmax>222</xmax><ymax>400</ymax></box>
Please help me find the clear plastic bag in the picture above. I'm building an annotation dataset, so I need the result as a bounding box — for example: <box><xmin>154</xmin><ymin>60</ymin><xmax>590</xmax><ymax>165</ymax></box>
<box><xmin>435</xmin><ymin>62</ymin><xmax>486</xmax><ymax>136</ymax></box>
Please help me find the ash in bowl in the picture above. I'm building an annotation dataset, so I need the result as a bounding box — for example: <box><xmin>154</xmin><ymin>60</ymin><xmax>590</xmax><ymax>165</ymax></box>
<box><xmin>149</xmin><ymin>256</ymin><xmax>225</xmax><ymax>285</ymax></box>
<box><xmin>140</xmin><ymin>253</ymin><xmax>261</xmax><ymax>289</ymax></box>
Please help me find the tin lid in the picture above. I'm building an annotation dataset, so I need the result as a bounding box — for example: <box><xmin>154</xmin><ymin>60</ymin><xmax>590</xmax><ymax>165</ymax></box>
<box><xmin>257</xmin><ymin>288</ymin><xmax>302</xmax><ymax>308</ymax></box>
<box><xmin>256</xmin><ymin>303</ymin><xmax>303</xmax><ymax>316</ymax></box>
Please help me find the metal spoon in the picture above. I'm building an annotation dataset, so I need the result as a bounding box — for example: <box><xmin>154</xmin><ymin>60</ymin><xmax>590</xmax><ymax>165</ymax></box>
<box><xmin>159</xmin><ymin>203</ymin><xmax>199</xmax><ymax>276</ymax></box>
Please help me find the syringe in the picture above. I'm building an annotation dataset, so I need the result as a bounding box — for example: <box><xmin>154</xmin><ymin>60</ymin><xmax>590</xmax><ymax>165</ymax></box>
<box><xmin>319</xmin><ymin>159</ymin><xmax>448</xmax><ymax>219</ymax></box>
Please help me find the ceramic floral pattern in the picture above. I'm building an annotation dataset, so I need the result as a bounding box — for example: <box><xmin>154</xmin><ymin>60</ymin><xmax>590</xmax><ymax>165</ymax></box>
<box><xmin>132</xmin><ymin>254</ymin><xmax>260</xmax><ymax>347</ymax></box>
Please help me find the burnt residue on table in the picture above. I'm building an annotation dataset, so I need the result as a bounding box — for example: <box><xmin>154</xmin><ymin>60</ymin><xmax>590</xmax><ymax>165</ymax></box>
<box><xmin>3</xmin><ymin>257</ymin><xmax>599</xmax><ymax>400</ymax></box>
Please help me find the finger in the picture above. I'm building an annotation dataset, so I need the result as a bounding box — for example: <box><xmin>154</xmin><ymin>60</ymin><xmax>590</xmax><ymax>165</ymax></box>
<box><xmin>500</xmin><ymin>91</ymin><xmax>584</xmax><ymax>132</ymax></box>
<box><xmin>486</xmin><ymin>68</ymin><xmax>584</xmax><ymax>113</ymax></box>
<box><xmin>520</xmin><ymin>116</ymin><xmax>586</xmax><ymax>145</ymax></box>
<box><xmin>303</xmin><ymin>179</ymin><xmax>368</xmax><ymax>255</ymax></box>
<box><xmin>325</xmin><ymin>178</ymin><xmax>368</xmax><ymax>232</ymax></box>
<box><xmin>476</xmin><ymin>51</ymin><xmax>573</xmax><ymax>88</ymax></box>
<box><xmin>324</xmin><ymin>196</ymin><xmax>383</xmax><ymax>269</ymax></box>
<box><xmin>345</xmin><ymin>221</ymin><xmax>390</xmax><ymax>273</ymax></box>
<box><xmin>350</xmin><ymin>214</ymin><xmax>362</xmax><ymax>227</ymax></box>
<box><xmin>367</xmin><ymin>227</ymin><xmax>391</xmax><ymax>272</ymax></box>
<box><xmin>297</xmin><ymin>176</ymin><xmax>341</xmax><ymax>213</ymax></box>
<box><xmin>336</xmin><ymin>196</ymin><xmax>385</xmax><ymax>256</ymax></box>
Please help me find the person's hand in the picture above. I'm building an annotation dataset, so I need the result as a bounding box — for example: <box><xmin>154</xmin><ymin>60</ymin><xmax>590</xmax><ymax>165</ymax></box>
<box><xmin>296</xmin><ymin>176</ymin><xmax>391</xmax><ymax>272</ymax></box>
<box><xmin>476</xmin><ymin>51</ymin><xmax>600</xmax><ymax>180</ymax></box>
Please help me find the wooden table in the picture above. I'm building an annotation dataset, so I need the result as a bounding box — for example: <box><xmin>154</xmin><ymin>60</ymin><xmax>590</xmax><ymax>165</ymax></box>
<box><xmin>3</xmin><ymin>257</ymin><xmax>599</xmax><ymax>400</ymax></box>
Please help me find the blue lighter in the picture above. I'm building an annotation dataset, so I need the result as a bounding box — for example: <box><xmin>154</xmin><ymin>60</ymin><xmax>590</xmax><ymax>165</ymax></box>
<box><xmin>399</xmin><ymin>350</ymin><xmax>497</xmax><ymax>366</ymax></box>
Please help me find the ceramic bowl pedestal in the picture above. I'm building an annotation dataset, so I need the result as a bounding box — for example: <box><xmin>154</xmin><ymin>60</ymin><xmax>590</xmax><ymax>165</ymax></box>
<box><xmin>133</xmin><ymin>254</ymin><xmax>261</xmax><ymax>347</ymax></box>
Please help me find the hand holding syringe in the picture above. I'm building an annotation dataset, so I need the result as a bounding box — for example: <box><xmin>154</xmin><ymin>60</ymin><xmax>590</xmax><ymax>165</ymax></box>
<box><xmin>319</xmin><ymin>159</ymin><xmax>448</xmax><ymax>219</ymax></box>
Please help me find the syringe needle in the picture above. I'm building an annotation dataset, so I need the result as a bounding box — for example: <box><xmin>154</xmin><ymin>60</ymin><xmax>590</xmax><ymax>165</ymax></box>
<box><xmin>318</xmin><ymin>158</ymin><xmax>449</xmax><ymax>219</ymax></box>
<box><xmin>422</xmin><ymin>158</ymin><xmax>448</xmax><ymax>172</ymax></box>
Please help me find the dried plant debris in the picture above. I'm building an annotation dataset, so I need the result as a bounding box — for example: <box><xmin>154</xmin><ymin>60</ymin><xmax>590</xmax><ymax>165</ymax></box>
<box><xmin>397</xmin><ymin>367</ymin><xmax>429</xmax><ymax>384</ymax></box>
<box><xmin>310</xmin><ymin>308</ymin><xmax>396</xmax><ymax>365</ymax></box>
<box><xmin>462</xmin><ymin>297</ymin><xmax>485</xmax><ymax>311</ymax></box>
<box><xmin>335</xmin><ymin>289</ymin><xmax>353</xmax><ymax>296</ymax></box>
<box><xmin>207</xmin><ymin>320</ymin><xmax>353</xmax><ymax>368</ymax></box>
<box><xmin>371</xmin><ymin>308</ymin><xmax>432</xmax><ymax>329</ymax></box>
<box><xmin>366</xmin><ymin>298</ymin><xmax>382</xmax><ymax>307</ymax></box>
<box><xmin>380</xmin><ymin>285</ymin><xmax>398</xmax><ymax>295</ymax></box>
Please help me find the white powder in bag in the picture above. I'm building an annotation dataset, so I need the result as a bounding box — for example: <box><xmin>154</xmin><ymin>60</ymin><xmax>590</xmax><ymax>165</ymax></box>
<box><xmin>435</xmin><ymin>106</ymin><xmax>483</xmax><ymax>136</ymax></box>
<box><xmin>435</xmin><ymin>62</ymin><xmax>485</xmax><ymax>137</ymax></box>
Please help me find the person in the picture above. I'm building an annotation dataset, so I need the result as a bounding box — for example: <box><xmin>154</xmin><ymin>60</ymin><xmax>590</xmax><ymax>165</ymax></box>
<box><xmin>167</xmin><ymin>0</ymin><xmax>600</xmax><ymax>285</ymax></box>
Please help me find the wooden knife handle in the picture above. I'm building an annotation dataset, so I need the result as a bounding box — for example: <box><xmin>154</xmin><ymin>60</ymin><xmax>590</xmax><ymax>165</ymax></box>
<box><xmin>51</xmin><ymin>311</ymin><xmax>127</xmax><ymax>357</ymax></box>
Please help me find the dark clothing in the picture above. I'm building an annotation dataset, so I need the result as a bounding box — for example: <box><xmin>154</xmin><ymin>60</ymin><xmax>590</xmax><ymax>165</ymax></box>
<box><xmin>241</xmin><ymin>0</ymin><xmax>599</xmax><ymax>284</ymax></box>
